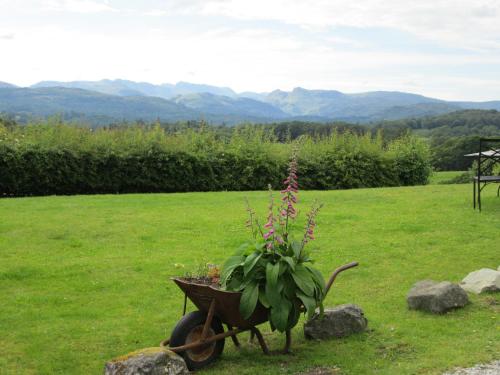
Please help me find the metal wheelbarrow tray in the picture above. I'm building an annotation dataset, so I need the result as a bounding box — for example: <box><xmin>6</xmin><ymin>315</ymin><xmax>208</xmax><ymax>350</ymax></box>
<box><xmin>160</xmin><ymin>261</ymin><xmax>358</xmax><ymax>370</ymax></box>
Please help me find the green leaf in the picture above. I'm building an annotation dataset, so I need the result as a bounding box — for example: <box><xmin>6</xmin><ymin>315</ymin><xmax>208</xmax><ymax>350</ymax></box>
<box><xmin>265</xmin><ymin>262</ymin><xmax>281</xmax><ymax>305</ymax></box>
<box><xmin>258</xmin><ymin>287</ymin><xmax>270</xmax><ymax>308</ymax></box>
<box><xmin>291</xmin><ymin>264</ymin><xmax>315</xmax><ymax>296</ymax></box>
<box><xmin>220</xmin><ymin>255</ymin><xmax>245</xmax><ymax>287</ymax></box>
<box><xmin>243</xmin><ymin>252</ymin><xmax>262</xmax><ymax>276</ymax></box>
<box><xmin>227</xmin><ymin>274</ymin><xmax>243</xmax><ymax>291</ymax></box>
<box><xmin>302</xmin><ymin>254</ymin><xmax>311</xmax><ymax>262</ymax></box>
<box><xmin>304</xmin><ymin>264</ymin><xmax>326</xmax><ymax>296</ymax></box>
<box><xmin>287</xmin><ymin>301</ymin><xmax>301</xmax><ymax>329</ymax></box>
<box><xmin>291</xmin><ymin>241</ymin><xmax>302</xmax><ymax>258</ymax></box>
<box><xmin>234</xmin><ymin>242</ymin><xmax>248</xmax><ymax>255</ymax></box>
<box><xmin>282</xmin><ymin>274</ymin><xmax>297</xmax><ymax>299</ymax></box>
<box><xmin>222</xmin><ymin>255</ymin><xmax>245</xmax><ymax>270</ymax></box>
<box><xmin>255</xmin><ymin>241</ymin><xmax>266</xmax><ymax>250</ymax></box>
<box><xmin>270</xmin><ymin>297</ymin><xmax>291</xmax><ymax>332</ymax></box>
<box><xmin>297</xmin><ymin>291</ymin><xmax>316</xmax><ymax>320</ymax></box>
<box><xmin>235</xmin><ymin>242</ymin><xmax>252</xmax><ymax>255</ymax></box>
<box><xmin>280</xmin><ymin>256</ymin><xmax>296</xmax><ymax>271</ymax></box>
<box><xmin>238</xmin><ymin>266</ymin><xmax>263</xmax><ymax>291</ymax></box>
<box><xmin>239</xmin><ymin>280</ymin><xmax>259</xmax><ymax>319</ymax></box>
<box><xmin>265</xmin><ymin>262</ymin><xmax>280</xmax><ymax>287</ymax></box>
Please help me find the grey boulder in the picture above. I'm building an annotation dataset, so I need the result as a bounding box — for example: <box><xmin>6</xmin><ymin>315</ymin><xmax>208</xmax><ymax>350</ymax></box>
<box><xmin>407</xmin><ymin>280</ymin><xmax>469</xmax><ymax>314</ymax></box>
<box><xmin>104</xmin><ymin>347</ymin><xmax>189</xmax><ymax>375</ymax></box>
<box><xmin>304</xmin><ymin>304</ymin><xmax>368</xmax><ymax>340</ymax></box>
<box><xmin>460</xmin><ymin>268</ymin><xmax>500</xmax><ymax>294</ymax></box>
<box><xmin>443</xmin><ymin>360</ymin><xmax>500</xmax><ymax>375</ymax></box>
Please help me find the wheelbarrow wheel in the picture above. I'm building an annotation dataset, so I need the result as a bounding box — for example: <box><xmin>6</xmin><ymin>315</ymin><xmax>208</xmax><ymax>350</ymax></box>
<box><xmin>169</xmin><ymin>310</ymin><xmax>225</xmax><ymax>370</ymax></box>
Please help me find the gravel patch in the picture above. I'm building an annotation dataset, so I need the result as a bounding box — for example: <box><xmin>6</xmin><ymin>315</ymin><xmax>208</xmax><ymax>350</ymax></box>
<box><xmin>443</xmin><ymin>361</ymin><xmax>500</xmax><ymax>375</ymax></box>
<box><xmin>296</xmin><ymin>366</ymin><xmax>341</xmax><ymax>375</ymax></box>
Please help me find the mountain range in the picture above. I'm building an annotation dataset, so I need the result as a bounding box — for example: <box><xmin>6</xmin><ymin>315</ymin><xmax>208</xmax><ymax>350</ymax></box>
<box><xmin>1</xmin><ymin>79</ymin><xmax>500</xmax><ymax>125</ymax></box>
<box><xmin>30</xmin><ymin>79</ymin><xmax>238</xmax><ymax>99</ymax></box>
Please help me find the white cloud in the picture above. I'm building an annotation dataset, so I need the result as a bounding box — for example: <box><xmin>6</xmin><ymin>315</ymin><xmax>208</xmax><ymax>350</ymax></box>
<box><xmin>169</xmin><ymin>0</ymin><xmax>500</xmax><ymax>50</ymax></box>
<box><xmin>42</xmin><ymin>0</ymin><xmax>115</xmax><ymax>13</ymax></box>
<box><xmin>143</xmin><ymin>9</ymin><xmax>168</xmax><ymax>17</ymax></box>
<box><xmin>0</xmin><ymin>32</ymin><xmax>14</xmax><ymax>40</ymax></box>
<box><xmin>2</xmin><ymin>24</ymin><xmax>499</xmax><ymax>100</ymax></box>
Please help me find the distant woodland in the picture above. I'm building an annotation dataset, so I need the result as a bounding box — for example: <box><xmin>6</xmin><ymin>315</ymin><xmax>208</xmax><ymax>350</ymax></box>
<box><xmin>1</xmin><ymin>109</ymin><xmax>499</xmax><ymax>172</ymax></box>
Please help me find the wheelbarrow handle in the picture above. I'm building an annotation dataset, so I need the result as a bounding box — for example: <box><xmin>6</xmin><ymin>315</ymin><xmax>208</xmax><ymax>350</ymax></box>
<box><xmin>324</xmin><ymin>261</ymin><xmax>359</xmax><ymax>296</ymax></box>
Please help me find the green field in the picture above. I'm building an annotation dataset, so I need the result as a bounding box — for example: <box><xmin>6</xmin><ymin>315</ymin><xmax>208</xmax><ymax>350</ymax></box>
<box><xmin>0</xmin><ymin>184</ymin><xmax>499</xmax><ymax>374</ymax></box>
<box><xmin>429</xmin><ymin>171</ymin><xmax>467</xmax><ymax>185</ymax></box>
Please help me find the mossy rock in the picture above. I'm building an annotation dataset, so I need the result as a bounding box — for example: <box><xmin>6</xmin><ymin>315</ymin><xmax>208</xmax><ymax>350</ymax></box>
<box><xmin>104</xmin><ymin>347</ymin><xmax>189</xmax><ymax>375</ymax></box>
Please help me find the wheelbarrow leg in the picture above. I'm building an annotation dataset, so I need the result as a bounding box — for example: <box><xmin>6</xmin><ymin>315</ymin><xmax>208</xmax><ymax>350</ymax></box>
<box><xmin>250</xmin><ymin>327</ymin><xmax>270</xmax><ymax>355</ymax></box>
<box><xmin>283</xmin><ymin>329</ymin><xmax>292</xmax><ymax>354</ymax></box>
<box><xmin>182</xmin><ymin>293</ymin><xmax>187</xmax><ymax>316</ymax></box>
<box><xmin>248</xmin><ymin>330</ymin><xmax>255</xmax><ymax>343</ymax></box>
<box><xmin>201</xmin><ymin>299</ymin><xmax>216</xmax><ymax>340</ymax></box>
<box><xmin>226</xmin><ymin>324</ymin><xmax>240</xmax><ymax>348</ymax></box>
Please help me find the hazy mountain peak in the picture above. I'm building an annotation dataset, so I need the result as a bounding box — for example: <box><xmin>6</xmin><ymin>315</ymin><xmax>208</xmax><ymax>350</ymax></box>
<box><xmin>238</xmin><ymin>91</ymin><xmax>268</xmax><ymax>101</ymax></box>
<box><xmin>173</xmin><ymin>91</ymin><xmax>287</xmax><ymax>119</ymax></box>
<box><xmin>173</xmin><ymin>81</ymin><xmax>236</xmax><ymax>97</ymax></box>
<box><xmin>291</xmin><ymin>87</ymin><xmax>342</xmax><ymax>95</ymax></box>
<box><xmin>30</xmin><ymin>79</ymin><xmax>237</xmax><ymax>99</ymax></box>
<box><xmin>268</xmin><ymin>89</ymin><xmax>286</xmax><ymax>95</ymax></box>
<box><xmin>0</xmin><ymin>81</ymin><xmax>17</xmax><ymax>88</ymax></box>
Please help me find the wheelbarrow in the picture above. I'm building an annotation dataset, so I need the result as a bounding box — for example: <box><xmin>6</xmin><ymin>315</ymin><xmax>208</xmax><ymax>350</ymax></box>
<box><xmin>160</xmin><ymin>261</ymin><xmax>358</xmax><ymax>370</ymax></box>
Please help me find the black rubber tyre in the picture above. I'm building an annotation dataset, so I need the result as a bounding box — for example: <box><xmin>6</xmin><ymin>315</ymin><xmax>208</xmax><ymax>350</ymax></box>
<box><xmin>169</xmin><ymin>310</ymin><xmax>225</xmax><ymax>370</ymax></box>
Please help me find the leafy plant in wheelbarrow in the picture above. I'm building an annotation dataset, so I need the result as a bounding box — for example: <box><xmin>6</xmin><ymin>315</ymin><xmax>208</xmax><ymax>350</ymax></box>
<box><xmin>220</xmin><ymin>147</ymin><xmax>326</xmax><ymax>339</ymax></box>
<box><xmin>163</xmin><ymin>146</ymin><xmax>358</xmax><ymax>370</ymax></box>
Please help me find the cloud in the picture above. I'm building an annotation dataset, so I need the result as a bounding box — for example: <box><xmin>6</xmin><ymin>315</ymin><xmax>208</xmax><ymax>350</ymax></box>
<box><xmin>43</xmin><ymin>0</ymin><xmax>116</xmax><ymax>13</ymax></box>
<box><xmin>3</xmin><ymin>23</ymin><xmax>500</xmax><ymax>99</ymax></box>
<box><xmin>160</xmin><ymin>0</ymin><xmax>500</xmax><ymax>50</ymax></box>
<box><xmin>0</xmin><ymin>32</ymin><xmax>14</xmax><ymax>40</ymax></box>
<box><xmin>143</xmin><ymin>9</ymin><xmax>168</xmax><ymax>17</ymax></box>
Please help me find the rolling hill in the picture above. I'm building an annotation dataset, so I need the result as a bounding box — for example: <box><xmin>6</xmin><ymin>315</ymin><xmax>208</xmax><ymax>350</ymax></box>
<box><xmin>0</xmin><ymin>87</ymin><xmax>199</xmax><ymax>123</ymax></box>
<box><xmin>265</xmin><ymin>88</ymin><xmax>453</xmax><ymax>118</ymax></box>
<box><xmin>0</xmin><ymin>87</ymin><xmax>284</xmax><ymax>124</ymax></box>
<box><xmin>1</xmin><ymin>79</ymin><xmax>500</xmax><ymax>124</ymax></box>
<box><xmin>172</xmin><ymin>92</ymin><xmax>287</xmax><ymax>119</ymax></box>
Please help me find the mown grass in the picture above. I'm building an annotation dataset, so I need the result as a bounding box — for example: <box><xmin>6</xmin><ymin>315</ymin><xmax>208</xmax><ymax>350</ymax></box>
<box><xmin>0</xmin><ymin>184</ymin><xmax>498</xmax><ymax>375</ymax></box>
<box><xmin>429</xmin><ymin>171</ymin><xmax>466</xmax><ymax>185</ymax></box>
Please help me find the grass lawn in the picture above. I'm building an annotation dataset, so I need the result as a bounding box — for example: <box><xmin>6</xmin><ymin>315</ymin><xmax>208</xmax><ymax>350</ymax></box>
<box><xmin>429</xmin><ymin>171</ymin><xmax>467</xmax><ymax>185</ymax></box>
<box><xmin>0</xmin><ymin>184</ymin><xmax>499</xmax><ymax>375</ymax></box>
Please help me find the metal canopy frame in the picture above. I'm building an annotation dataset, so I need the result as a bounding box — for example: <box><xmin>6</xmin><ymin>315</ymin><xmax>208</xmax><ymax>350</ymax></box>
<box><xmin>470</xmin><ymin>138</ymin><xmax>500</xmax><ymax>211</ymax></box>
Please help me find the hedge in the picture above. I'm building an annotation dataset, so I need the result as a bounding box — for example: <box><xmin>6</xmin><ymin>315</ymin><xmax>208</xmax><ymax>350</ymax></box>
<box><xmin>0</xmin><ymin>124</ymin><xmax>431</xmax><ymax>196</ymax></box>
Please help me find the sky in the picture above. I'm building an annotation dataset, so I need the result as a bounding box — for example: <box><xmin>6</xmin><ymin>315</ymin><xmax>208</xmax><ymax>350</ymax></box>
<box><xmin>1</xmin><ymin>0</ymin><xmax>500</xmax><ymax>101</ymax></box>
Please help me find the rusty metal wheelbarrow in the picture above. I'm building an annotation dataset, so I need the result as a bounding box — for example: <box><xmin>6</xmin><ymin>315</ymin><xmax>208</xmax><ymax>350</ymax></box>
<box><xmin>160</xmin><ymin>261</ymin><xmax>358</xmax><ymax>370</ymax></box>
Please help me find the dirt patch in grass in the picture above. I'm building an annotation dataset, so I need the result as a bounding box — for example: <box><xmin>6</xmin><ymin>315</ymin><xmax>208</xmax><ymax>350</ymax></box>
<box><xmin>376</xmin><ymin>342</ymin><xmax>416</xmax><ymax>361</ymax></box>
<box><xmin>297</xmin><ymin>366</ymin><xmax>342</xmax><ymax>375</ymax></box>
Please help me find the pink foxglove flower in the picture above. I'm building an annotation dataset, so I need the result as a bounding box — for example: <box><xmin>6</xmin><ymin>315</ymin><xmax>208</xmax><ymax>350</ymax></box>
<box><xmin>263</xmin><ymin>228</ymin><xmax>275</xmax><ymax>240</ymax></box>
<box><xmin>243</xmin><ymin>144</ymin><xmax>322</xmax><ymax>257</ymax></box>
<box><xmin>301</xmin><ymin>202</ymin><xmax>323</xmax><ymax>249</ymax></box>
<box><xmin>279</xmin><ymin>145</ymin><xmax>299</xmax><ymax>240</ymax></box>
<box><xmin>262</xmin><ymin>184</ymin><xmax>276</xmax><ymax>241</ymax></box>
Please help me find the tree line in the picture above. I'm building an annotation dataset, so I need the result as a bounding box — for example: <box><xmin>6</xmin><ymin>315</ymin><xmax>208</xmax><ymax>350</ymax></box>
<box><xmin>2</xmin><ymin>108</ymin><xmax>499</xmax><ymax>172</ymax></box>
